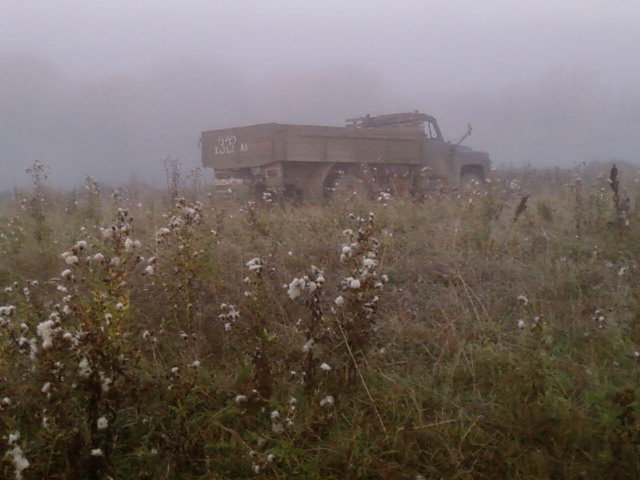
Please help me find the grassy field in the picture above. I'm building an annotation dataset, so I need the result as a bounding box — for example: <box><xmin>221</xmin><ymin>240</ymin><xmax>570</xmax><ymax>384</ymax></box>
<box><xmin>2</xmin><ymin>162</ymin><xmax>640</xmax><ymax>479</ymax></box>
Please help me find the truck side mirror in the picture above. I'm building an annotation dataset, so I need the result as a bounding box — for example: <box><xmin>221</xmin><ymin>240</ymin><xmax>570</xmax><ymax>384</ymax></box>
<box><xmin>451</xmin><ymin>123</ymin><xmax>473</xmax><ymax>146</ymax></box>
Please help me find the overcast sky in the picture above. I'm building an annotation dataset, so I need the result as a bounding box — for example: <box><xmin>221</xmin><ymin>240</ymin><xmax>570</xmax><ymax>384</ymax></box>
<box><xmin>1</xmin><ymin>0</ymin><xmax>639</xmax><ymax>190</ymax></box>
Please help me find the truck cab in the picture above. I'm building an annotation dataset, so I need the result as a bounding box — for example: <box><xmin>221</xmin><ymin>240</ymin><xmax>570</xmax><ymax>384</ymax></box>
<box><xmin>421</xmin><ymin>117</ymin><xmax>490</xmax><ymax>191</ymax></box>
<box><xmin>351</xmin><ymin>112</ymin><xmax>490</xmax><ymax>193</ymax></box>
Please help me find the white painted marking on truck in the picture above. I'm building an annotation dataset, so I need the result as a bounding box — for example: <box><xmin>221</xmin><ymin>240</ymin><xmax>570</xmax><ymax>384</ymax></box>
<box><xmin>214</xmin><ymin>135</ymin><xmax>237</xmax><ymax>155</ymax></box>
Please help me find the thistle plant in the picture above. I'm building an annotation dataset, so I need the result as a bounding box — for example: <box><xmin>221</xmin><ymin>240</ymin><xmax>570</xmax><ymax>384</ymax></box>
<box><xmin>162</xmin><ymin>156</ymin><xmax>181</xmax><ymax>202</ymax></box>
<box><xmin>151</xmin><ymin>197</ymin><xmax>210</xmax><ymax>334</ymax></box>
<box><xmin>22</xmin><ymin>160</ymin><xmax>51</xmax><ymax>243</ymax></box>
<box><xmin>608</xmin><ymin>163</ymin><xmax>630</xmax><ymax>230</ymax></box>
<box><xmin>83</xmin><ymin>175</ymin><xmax>101</xmax><ymax>224</ymax></box>
<box><xmin>334</xmin><ymin>212</ymin><xmax>387</xmax><ymax>351</ymax></box>
<box><xmin>286</xmin><ymin>265</ymin><xmax>327</xmax><ymax>392</ymax></box>
<box><xmin>0</xmin><ymin>207</ymin><xmax>153</xmax><ymax>478</ymax></box>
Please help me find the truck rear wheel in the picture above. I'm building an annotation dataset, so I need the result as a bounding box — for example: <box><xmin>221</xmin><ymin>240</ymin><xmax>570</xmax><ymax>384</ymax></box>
<box><xmin>324</xmin><ymin>172</ymin><xmax>368</xmax><ymax>200</ymax></box>
<box><xmin>412</xmin><ymin>175</ymin><xmax>446</xmax><ymax>196</ymax></box>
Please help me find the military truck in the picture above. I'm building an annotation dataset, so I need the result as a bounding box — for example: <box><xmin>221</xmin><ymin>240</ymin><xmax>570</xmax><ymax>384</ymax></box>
<box><xmin>201</xmin><ymin>112</ymin><xmax>490</xmax><ymax>199</ymax></box>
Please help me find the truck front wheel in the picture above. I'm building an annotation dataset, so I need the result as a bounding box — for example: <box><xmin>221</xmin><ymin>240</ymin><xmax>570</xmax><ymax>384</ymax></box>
<box><xmin>459</xmin><ymin>172</ymin><xmax>485</xmax><ymax>193</ymax></box>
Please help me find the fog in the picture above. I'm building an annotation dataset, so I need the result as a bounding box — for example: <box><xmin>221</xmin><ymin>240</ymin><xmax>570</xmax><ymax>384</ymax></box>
<box><xmin>1</xmin><ymin>0</ymin><xmax>639</xmax><ymax>190</ymax></box>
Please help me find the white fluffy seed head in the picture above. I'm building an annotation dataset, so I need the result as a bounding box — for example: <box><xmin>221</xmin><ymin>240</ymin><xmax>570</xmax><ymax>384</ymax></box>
<box><xmin>97</xmin><ymin>417</ymin><xmax>108</xmax><ymax>430</ymax></box>
<box><xmin>124</xmin><ymin>237</ymin><xmax>135</xmax><ymax>252</ymax></box>
<box><xmin>302</xmin><ymin>338</ymin><xmax>314</xmax><ymax>353</ymax></box>
<box><xmin>64</xmin><ymin>255</ymin><xmax>79</xmax><ymax>265</ymax></box>
<box><xmin>319</xmin><ymin>395</ymin><xmax>335</xmax><ymax>407</ymax></box>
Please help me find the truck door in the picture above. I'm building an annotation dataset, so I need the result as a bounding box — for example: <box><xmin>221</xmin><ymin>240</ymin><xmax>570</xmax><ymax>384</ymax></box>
<box><xmin>422</xmin><ymin>120</ymin><xmax>451</xmax><ymax>180</ymax></box>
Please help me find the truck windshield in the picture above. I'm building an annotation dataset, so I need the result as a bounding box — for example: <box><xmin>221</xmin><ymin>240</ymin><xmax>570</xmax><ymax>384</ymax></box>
<box><xmin>425</xmin><ymin>121</ymin><xmax>441</xmax><ymax>139</ymax></box>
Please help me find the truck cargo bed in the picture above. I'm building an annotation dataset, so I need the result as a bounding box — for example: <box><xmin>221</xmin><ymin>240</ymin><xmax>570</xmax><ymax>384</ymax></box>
<box><xmin>201</xmin><ymin>123</ymin><xmax>424</xmax><ymax>171</ymax></box>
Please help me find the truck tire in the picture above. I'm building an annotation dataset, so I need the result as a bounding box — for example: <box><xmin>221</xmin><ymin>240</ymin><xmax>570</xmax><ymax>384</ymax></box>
<box><xmin>459</xmin><ymin>172</ymin><xmax>485</xmax><ymax>193</ymax></box>
<box><xmin>325</xmin><ymin>173</ymin><xmax>367</xmax><ymax>200</ymax></box>
<box><xmin>412</xmin><ymin>175</ymin><xmax>446</xmax><ymax>196</ymax></box>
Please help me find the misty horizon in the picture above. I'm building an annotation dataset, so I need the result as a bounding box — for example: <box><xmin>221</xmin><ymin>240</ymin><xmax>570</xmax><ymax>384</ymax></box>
<box><xmin>1</xmin><ymin>0</ymin><xmax>639</xmax><ymax>191</ymax></box>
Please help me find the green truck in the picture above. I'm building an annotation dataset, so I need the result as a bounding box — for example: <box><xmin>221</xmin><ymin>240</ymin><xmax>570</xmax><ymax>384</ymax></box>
<box><xmin>201</xmin><ymin>111</ymin><xmax>490</xmax><ymax>199</ymax></box>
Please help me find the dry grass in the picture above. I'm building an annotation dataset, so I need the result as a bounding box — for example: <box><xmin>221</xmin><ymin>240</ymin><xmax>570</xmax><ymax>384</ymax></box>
<box><xmin>2</xmin><ymin>161</ymin><xmax>640</xmax><ymax>479</ymax></box>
